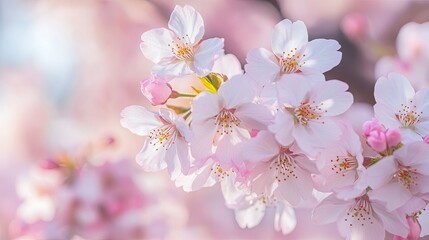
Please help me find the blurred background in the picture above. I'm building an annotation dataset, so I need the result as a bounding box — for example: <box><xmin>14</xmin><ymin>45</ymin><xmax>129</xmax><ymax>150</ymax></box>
<box><xmin>1</xmin><ymin>0</ymin><xmax>429</xmax><ymax>239</ymax></box>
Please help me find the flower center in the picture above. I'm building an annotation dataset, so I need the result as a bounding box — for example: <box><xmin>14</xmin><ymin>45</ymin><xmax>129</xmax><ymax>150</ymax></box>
<box><xmin>345</xmin><ymin>195</ymin><xmax>375</xmax><ymax>227</ymax></box>
<box><xmin>168</xmin><ymin>35</ymin><xmax>194</xmax><ymax>61</ymax></box>
<box><xmin>293</xmin><ymin>101</ymin><xmax>326</xmax><ymax>125</ymax></box>
<box><xmin>210</xmin><ymin>163</ymin><xmax>230</xmax><ymax>180</ymax></box>
<box><xmin>331</xmin><ymin>155</ymin><xmax>358</xmax><ymax>177</ymax></box>
<box><xmin>397</xmin><ymin>100</ymin><xmax>422</xmax><ymax>127</ymax></box>
<box><xmin>148</xmin><ymin>124</ymin><xmax>178</xmax><ymax>150</ymax></box>
<box><xmin>278</xmin><ymin>48</ymin><xmax>306</xmax><ymax>73</ymax></box>
<box><xmin>395</xmin><ymin>167</ymin><xmax>419</xmax><ymax>190</ymax></box>
<box><xmin>270</xmin><ymin>150</ymin><xmax>298</xmax><ymax>183</ymax></box>
<box><xmin>215</xmin><ymin>109</ymin><xmax>241</xmax><ymax>135</ymax></box>
<box><xmin>259</xmin><ymin>194</ymin><xmax>278</xmax><ymax>207</ymax></box>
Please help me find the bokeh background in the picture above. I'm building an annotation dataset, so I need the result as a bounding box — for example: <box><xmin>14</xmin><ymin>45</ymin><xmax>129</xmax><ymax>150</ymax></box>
<box><xmin>1</xmin><ymin>0</ymin><xmax>429</xmax><ymax>239</ymax></box>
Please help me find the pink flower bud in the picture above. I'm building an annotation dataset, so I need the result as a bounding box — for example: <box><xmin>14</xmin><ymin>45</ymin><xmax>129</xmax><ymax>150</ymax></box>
<box><xmin>424</xmin><ymin>135</ymin><xmax>429</xmax><ymax>144</ymax></box>
<box><xmin>367</xmin><ymin>131</ymin><xmax>387</xmax><ymax>152</ymax></box>
<box><xmin>392</xmin><ymin>216</ymin><xmax>421</xmax><ymax>240</ymax></box>
<box><xmin>140</xmin><ymin>78</ymin><xmax>172</xmax><ymax>106</ymax></box>
<box><xmin>386</xmin><ymin>128</ymin><xmax>401</xmax><ymax>148</ymax></box>
<box><xmin>362</xmin><ymin>118</ymin><xmax>386</xmax><ymax>137</ymax></box>
<box><xmin>341</xmin><ymin>13</ymin><xmax>367</xmax><ymax>40</ymax></box>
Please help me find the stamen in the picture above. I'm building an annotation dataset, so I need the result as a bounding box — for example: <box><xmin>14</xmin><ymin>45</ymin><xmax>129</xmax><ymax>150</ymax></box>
<box><xmin>269</xmin><ymin>150</ymin><xmax>298</xmax><ymax>183</ymax></box>
<box><xmin>395</xmin><ymin>167</ymin><xmax>419</xmax><ymax>189</ymax></box>
<box><xmin>293</xmin><ymin>100</ymin><xmax>326</xmax><ymax>125</ymax></box>
<box><xmin>397</xmin><ymin>99</ymin><xmax>422</xmax><ymax>127</ymax></box>
<box><xmin>214</xmin><ymin>109</ymin><xmax>241</xmax><ymax>135</ymax></box>
<box><xmin>344</xmin><ymin>195</ymin><xmax>374</xmax><ymax>227</ymax></box>
<box><xmin>168</xmin><ymin>34</ymin><xmax>194</xmax><ymax>60</ymax></box>
<box><xmin>330</xmin><ymin>156</ymin><xmax>358</xmax><ymax>177</ymax></box>
<box><xmin>278</xmin><ymin>48</ymin><xmax>306</xmax><ymax>73</ymax></box>
<box><xmin>148</xmin><ymin>125</ymin><xmax>178</xmax><ymax>150</ymax></box>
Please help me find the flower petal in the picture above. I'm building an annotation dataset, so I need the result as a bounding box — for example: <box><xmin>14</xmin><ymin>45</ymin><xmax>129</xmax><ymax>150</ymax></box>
<box><xmin>218</xmin><ymin>75</ymin><xmax>256</xmax><ymax>109</ymax></box>
<box><xmin>191</xmin><ymin>38</ymin><xmax>224</xmax><ymax>76</ymax></box>
<box><xmin>152</xmin><ymin>60</ymin><xmax>193</xmax><ymax>78</ymax></box>
<box><xmin>271</xmin><ymin>19</ymin><xmax>308</xmax><ymax>57</ymax></box>
<box><xmin>242</xmin><ymin>131</ymin><xmax>280</xmax><ymax>162</ymax></box>
<box><xmin>168</xmin><ymin>5</ymin><xmax>204</xmax><ymax>44</ymax></box>
<box><xmin>140</xmin><ymin>28</ymin><xmax>176</xmax><ymax>64</ymax></box>
<box><xmin>120</xmin><ymin>105</ymin><xmax>161</xmax><ymax>136</ymax></box>
<box><xmin>212</xmin><ymin>53</ymin><xmax>243</xmax><ymax>79</ymax></box>
<box><xmin>374</xmin><ymin>103</ymin><xmax>402</xmax><ymax>129</ymax></box>
<box><xmin>235</xmin><ymin>200</ymin><xmax>266</xmax><ymax>229</ymax></box>
<box><xmin>372</xmin><ymin>203</ymin><xmax>409</xmax><ymax>238</ymax></box>
<box><xmin>368</xmin><ymin>182</ymin><xmax>412</xmax><ymax>211</ymax></box>
<box><xmin>374</xmin><ymin>73</ymin><xmax>415</xmax><ymax>111</ymax></box>
<box><xmin>191</xmin><ymin>91</ymin><xmax>223</xmax><ymax>123</ymax></box>
<box><xmin>136</xmin><ymin>139</ymin><xmax>167</xmax><ymax>171</ymax></box>
<box><xmin>190</xmin><ymin>120</ymin><xmax>217</xmax><ymax>161</ymax></box>
<box><xmin>268</xmin><ymin>111</ymin><xmax>295</xmax><ymax>146</ymax></box>
<box><xmin>244</xmin><ymin>48</ymin><xmax>281</xmax><ymax>85</ymax></box>
<box><xmin>312</xmin><ymin>80</ymin><xmax>353</xmax><ymax>116</ymax></box>
<box><xmin>365</xmin><ymin>156</ymin><xmax>397</xmax><ymax>189</ymax></box>
<box><xmin>312</xmin><ymin>194</ymin><xmax>351</xmax><ymax>224</ymax></box>
<box><xmin>234</xmin><ymin>103</ymin><xmax>273</xmax><ymax>130</ymax></box>
<box><xmin>299</xmin><ymin>39</ymin><xmax>342</xmax><ymax>74</ymax></box>
<box><xmin>174</xmin><ymin>159</ymin><xmax>217</xmax><ymax>192</ymax></box>
<box><xmin>274</xmin><ymin>202</ymin><xmax>297</xmax><ymax>234</ymax></box>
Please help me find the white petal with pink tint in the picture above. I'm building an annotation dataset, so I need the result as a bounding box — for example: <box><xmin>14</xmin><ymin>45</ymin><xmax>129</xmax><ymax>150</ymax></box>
<box><xmin>140</xmin><ymin>28</ymin><xmax>176</xmax><ymax>64</ymax></box>
<box><xmin>191</xmin><ymin>37</ymin><xmax>224</xmax><ymax>76</ymax></box>
<box><xmin>300</xmin><ymin>39</ymin><xmax>341</xmax><ymax>74</ymax></box>
<box><xmin>120</xmin><ymin>105</ymin><xmax>162</xmax><ymax>136</ymax></box>
<box><xmin>168</xmin><ymin>5</ymin><xmax>204</xmax><ymax>44</ymax></box>
<box><xmin>271</xmin><ymin>19</ymin><xmax>308</xmax><ymax>57</ymax></box>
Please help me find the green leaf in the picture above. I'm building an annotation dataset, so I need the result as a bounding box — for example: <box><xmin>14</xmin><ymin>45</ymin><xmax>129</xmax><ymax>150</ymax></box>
<box><xmin>199</xmin><ymin>73</ymin><xmax>224</xmax><ymax>94</ymax></box>
<box><xmin>166</xmin><ymin>105</ymin><xmax>190</xmax><ymax>114</ymax></box>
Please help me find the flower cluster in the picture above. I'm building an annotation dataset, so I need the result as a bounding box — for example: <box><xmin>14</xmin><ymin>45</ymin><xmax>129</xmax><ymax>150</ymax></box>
<box><xmin>10</xmin><ymin>154</ymin><xmax>171</xmax><ymax>240</ymax></box>
<box><xmin>121</xmin><ymin>5</ymin><xmax>429</xmax><ymax>239</ymax></box>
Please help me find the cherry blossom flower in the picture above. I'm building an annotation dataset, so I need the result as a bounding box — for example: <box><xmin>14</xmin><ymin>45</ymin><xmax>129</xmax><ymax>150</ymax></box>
<box><xmin>365</xmin><ymin>142</ymin><xmax>429</xmax><ymax>213</ymax></box>
<box><xmin>140</xmin><ymin>5</ymin><xmax>224</xmax><ymax>77</ymax></box>
<box><xmin>375</xmin><ymin>22</ymin><xmax>429</xmax><ymax>90</ymax></box>
<box><xmin>313</xmin><ymin>193</ymin><xmax>409</xmax><ymax>240</ymax></box>
<box><xmin>120</xmin><ymin>106</ymin><xmax>192</xmax><ymax>179</ymax></box>
<box><xmin>16</xmin><ymin>168</ymin><xmax>63</xmax><ymax>224</ymax></box>
<box><xmin>242</xmin><ymin>130</ymin><xmax>315</xmax><ymax>206</ymax></box>
<box><xmin>245</xmin><ymin>19</ymin><xmax>341</xmax><ymax>85</ymax></box>
<box><xmin>190</xmin><ymin>75</ymin><xmax>273</xmax><ymax>166</ymax></box>
<box><xmin>140</xmin><ymin>77</ymin><xmax>173</xmax><ymax>106</ymax></box>
<box><xmin>220</xmin><ymin>173</ymin><xmax>297</xmax><ymax>234</ymax></box>
<box><xmin>269</xmin><ymin>79</ymin><xmax>353</xmax><ymax>156</ymax></box>
<box><xmin>313</xmin><ymin>123</ymin><xmax>366</xmax><ymax>199</ymax></box>
<box><xmin>374</xmin><ymin>73</ymin><xmax>429</xmax><ymax>142</ymax></box>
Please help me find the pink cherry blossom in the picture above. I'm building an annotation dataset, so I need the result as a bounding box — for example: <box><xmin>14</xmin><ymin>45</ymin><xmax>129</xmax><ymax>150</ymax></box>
<box><xmin>242</xmin><ymin>130</ymin><xmax>315</xmax><ymax>206</ymax></box>
<box><xmin>245</xmin><ymin>19</ymin><xmax>341</xmax><ymax>85</ymax></box>
<box><xmin>190</xmin><ymin>75</ymin><xmax>273</xmax><ymax>166</ymax></box>
<box><xmin>120</xmin><ymin>106</ymin><xmax>192</xmax><ymax>179</ymax></box>
<box><xmin>313</xmin><ymin>193</ymin><xmax>409</xmax><ymax>240</ymax></box>
<box><xmin>386</xmin><ymin>128</ymin><xmax>402</xmax><ymax>148</ymax></box>
<box><xmin>365</xmin><ymin>142</ymin><xmax>429</xmax><ymax>213</ymax></box>
<box><xmin>140</xmin><ymin>77</ymin><xmax>173</xmax><ymax>106</ymax></box>
<box><xmin>140</xmin><ymin>5</ymin><xmax>224</xmax><ymax>77</ymax></box>
<box><xmin>313</xmin><ymin>123</ymin><xmax>366</xmax><ymax>199</ymax></box>
<box><xmin>220</xmin><ymin>173</ymin><xmax>297</xmax><ymax>234</ymax></box>
<box><xmin>374</xmin><ymin>73</ymin><xmax>429</xmax><ymax>142</ymax></box>
<box><xmin>269</xmin><ymin>79</ymin><xmax>353</xmax><ymax>156</ymax></box>
<box><xmin>362</xmin><ymin>118</ymin><xmax>386</xmax><ymax>138</ymax></box>
<box><xmin>375</xmin><ymin>22</ymin><xmax>429</xmax><ymax>90</ymax></box>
